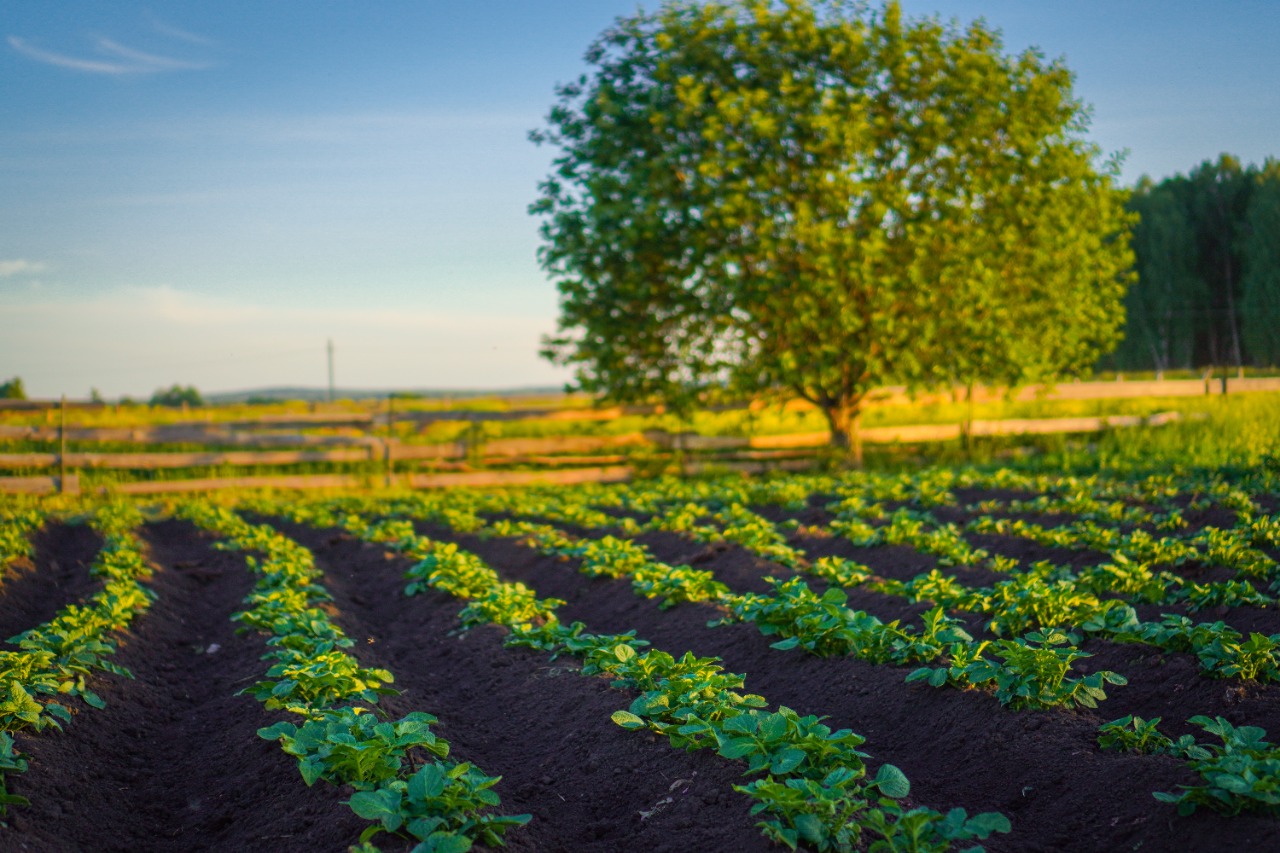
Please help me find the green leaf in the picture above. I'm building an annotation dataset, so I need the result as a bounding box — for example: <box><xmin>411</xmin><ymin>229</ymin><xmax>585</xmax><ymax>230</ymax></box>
<box><xmin>794</xmin><ymin>813</ymin><xmax>826</xmax><ymax>845</ymax></box>
<box><xmin>416</xmin><ymin>832</ymin><xmax>473</xmax><ymax>853</ymax></box>
<box><xmin>611</xmin><ymin>710</ymin><xmax>646</xmax><ymax>729</ymax></box>
<box><xmin>257</xmin><ymin>722</ymin><xmax>295</xmax><ymax>741</ymax></box>
<box><xmin>965</xmin><ymin>812</ymin><xmax>1012</xmax><ymax>838</ymax></box>
<box><xmin>718</xmin><ymin>738</ymin><xmax>759</xmax><ymax>760</ymax></box>
<box><xmin>872</xmin><ymin>764</ymin><xmax>911</xmax><ymax>799</ymax></box>
<box><xmin>770</xmin><ymin>748</ymin><xmax>806</xmax><ymax>775</ymax></box>
<box><xmin>347</xmin><ymin>789</ymin><xmax>401</xmax><ymax>824</ymax></box>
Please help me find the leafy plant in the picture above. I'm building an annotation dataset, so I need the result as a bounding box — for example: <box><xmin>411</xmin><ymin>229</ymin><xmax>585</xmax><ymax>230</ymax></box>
<box><xmin>1097</xmin><ymin>715</ymin><xmax>1207</xmax><ymax>758</ymax></box>
<box><xmin>1155</xmin><ymin>716</ymin><xmax>1280</xmax><ymax>815</ymax></box>
<box><xmin>910</xmin><ymin>631</ymin><xmax>1127</xmax><ymax>710</ymax></box>
<box><xmin>260</xmin><ymin>708</ymin><xmax>448</xmax><ymax>789</ymax></box>
<box><xmin>0</xmin><ymin>732</ymin><xmax>30</xmax><ymax>819</ymax></box>
<box><xmin>349</xmin><ymin>762</ymin><xmax>531</xmax><ymax>850</ymax></box>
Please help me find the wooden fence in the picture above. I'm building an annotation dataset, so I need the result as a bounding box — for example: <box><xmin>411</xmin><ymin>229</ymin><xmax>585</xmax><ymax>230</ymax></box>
<box><xmin>0</xmin><ymin>411</ymin><xmax>1187</xmax><ymax>496</ymax></box>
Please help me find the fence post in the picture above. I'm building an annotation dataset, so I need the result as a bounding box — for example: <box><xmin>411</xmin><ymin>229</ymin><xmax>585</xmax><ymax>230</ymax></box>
<box><xmin>384</xmin><ymin>395</ymin><xmax>394</xmax><ymax>488</ymax></box>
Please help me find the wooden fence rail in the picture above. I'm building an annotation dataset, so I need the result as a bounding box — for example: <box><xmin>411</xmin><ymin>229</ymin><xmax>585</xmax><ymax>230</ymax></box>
<box><xmin>0</xmin><ymin>411</ymin><xmax>1188</xmax><ymax>496</ymax></box>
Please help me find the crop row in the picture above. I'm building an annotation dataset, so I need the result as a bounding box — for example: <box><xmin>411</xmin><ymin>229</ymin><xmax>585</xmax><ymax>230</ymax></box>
<box><xmin>248</xmin><ymin>494</ymin><xmax>1011</xmax><ymax>853</ymax></box>
<box><xmin>0</xmin><ymin>503</ymin><xmax>154</xmax><ymax>818</ymax></box>
<box><xmin>266</xmin><ymin>491</ymin><xmax>1116</xmax><ymax>713</ymax></box>
<box><xmin>174</xmin><ymin>501</ymin><xmax>530</xmax><ymax>853</ymax></box>
<box><xmin>259</xmin><ymin>487</ymin><xmax>1280</xmax><ymax>824</ymax></box>
<box><xmin>302</xmin><ymin>484</ymin><xmax>1280</xmax><ymax>822</ymax></box>
<box><xmin>0</xmin><ymin>503</ymin><xmax>45</xmax><ymax>577</ymax></box>
<box><xmin>488</xmin><ymin>479</ymin><xmax>1280</xmax><ymax>690</ymax></box>
<box><xmin>313</xmin><ymin>485</ymin><xmax>1280</xmax><ymax>740</ymax></box>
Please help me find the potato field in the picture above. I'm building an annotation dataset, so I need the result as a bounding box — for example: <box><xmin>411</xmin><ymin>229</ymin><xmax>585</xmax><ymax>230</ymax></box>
<box><xmin>3</xmin><ymin>466</ymin><xmax>1280</xmax><ymax>852</ymax></box>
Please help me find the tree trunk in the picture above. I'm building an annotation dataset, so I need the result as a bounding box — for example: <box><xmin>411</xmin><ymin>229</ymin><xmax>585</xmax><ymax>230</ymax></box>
<box><xmin>823</xmin><ymin>399</ymin><xmax>864</xmax><ymax>468</ymax></box>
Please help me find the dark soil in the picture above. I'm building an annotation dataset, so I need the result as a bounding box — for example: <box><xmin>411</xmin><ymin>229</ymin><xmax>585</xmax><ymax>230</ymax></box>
<box><xmin>6</xmin><ymin>517</ymin><xmax>772</xmax><ymax>853</ymax></box>
<box><xmin>9</xmin><ymin>491</ymin><xmax>1280</xmax><ymax>853</ymax></box>
<box><xmin>7</xmin><ymin>520</ymin><xmax>377</xmax><ymax>853</ymax></box>
<box><xmin>269</xmin><ymin>518</ymin><xmax>773</xmax><ymax>853</ymax></box>
<box><xmin>0</xmin><ymin>522</ymin><xmax>103</xmax><ymax>643</ymax></box>
<box><xmin>414</xmin><ymin>512</ymin><xmax>1280</xmax><ymax>853</ymax></box>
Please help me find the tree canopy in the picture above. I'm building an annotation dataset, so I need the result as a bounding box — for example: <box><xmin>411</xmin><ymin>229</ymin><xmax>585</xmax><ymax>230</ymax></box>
<box><xmin>533</xmin><ymin>0</ymin><xmax>1133</xmax><ymax>460</ymax></box>
<box><xmin>0</xmin><ymin>377</ymin><xmax>26</xmax><ymax>400</ymax></box>
<box><xmin>150</xmin><ymin>384</ymin><xmax>204</xmax><ymax>408</ymax></box>
<box><xmin>1109</xmin><ymin>155</ymin><xmax>1280</xmax><ymax>374</ymax></box>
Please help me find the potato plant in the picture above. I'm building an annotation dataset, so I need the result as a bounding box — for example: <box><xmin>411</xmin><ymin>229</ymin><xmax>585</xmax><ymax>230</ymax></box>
<box><xmin>180</xmin><ymin>502</ymin><xmax>529</xmax><ymax>850</ymax></box>
<box><xmin>286</xmin><ymin>496</ymin><xmax>1011</xmax><ymax>853</ymax></box>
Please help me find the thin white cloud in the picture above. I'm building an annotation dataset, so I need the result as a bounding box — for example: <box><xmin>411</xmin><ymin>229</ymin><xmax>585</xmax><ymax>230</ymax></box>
<box><xmin>0</xmin><ymin>259</ymin><xmax>47</xmax><ymax>278</ymax></box>
<box><xmin>146</xmin><ymin>15</ymin><xmax>216</xmax><ymax>47</ymax></box>
<box><xmin>96</xmin><ymin>38</ymin><xmax>210</xmax><ymax>71</ymax></box>
<box><xmin>7</xmin><ymin>36</ymin><xmax>135</xmax><ymax>75</ymax></box>
<box><xmin>7</xmin><ymin>32</ymin><xmax>212</xmax><ymax>75</ymax></box>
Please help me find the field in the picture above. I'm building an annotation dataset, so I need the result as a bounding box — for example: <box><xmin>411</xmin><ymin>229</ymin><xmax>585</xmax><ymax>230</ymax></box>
<box><xmin>3</xmin><ymin>454</ymin><xmax>1280</xmax><ymax>852</ymax></box>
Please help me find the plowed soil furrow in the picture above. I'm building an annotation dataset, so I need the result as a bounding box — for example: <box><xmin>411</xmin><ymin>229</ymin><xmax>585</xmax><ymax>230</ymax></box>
<box><xmin>7</xmin><ymin>520</ymin><xmax>368</xmax><ymax>853</ymax></box>
<box><xmin>0</xmin><ymin>522</ymin><xmax>103</xmax><ymax>642</ymax></box>
<box><xmin>268</xmin><ymin>518</ymin><xmax>775</xmax><ymax>853</ymax></box>
<box><xmin>607</xmin><ymin>527</ymin><xmax>1280</xmax><ymax>738</ymax></box>
<box><xmin>427</xmin><ymin>523</ymin><xmax>1280</xmax><ymax>853</ymax></box>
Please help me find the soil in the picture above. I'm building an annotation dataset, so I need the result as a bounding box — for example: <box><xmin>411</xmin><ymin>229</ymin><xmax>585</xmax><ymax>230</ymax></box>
<box><xmin>3</xmin><ymin>518</ymin><xmax>768</xmax><ymax>853</ymax></box>
<box><xmin>0</xmin><ymin>522</ymin><xmax>103</xmax><ymax>643</ymax></box>
<box><xmin>6</xmin><ymin>520</ymin><xmax>371</xmax><ymax>853</ymax></box>
<box><xmin>397</xmin><ymin>497</ymin><xmax>1280</xmax><ymax>853</ymax></box>
<box><xmin>5</xmin><ymin>488</ymin><xmax>1280</xmax><ymax>853</ymax></box>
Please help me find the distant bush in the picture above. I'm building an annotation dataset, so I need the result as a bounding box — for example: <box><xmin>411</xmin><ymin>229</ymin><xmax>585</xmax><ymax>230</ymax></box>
<box><xmin>150</xmin><ymin>384</ymin><xmax>204</xmax><ymax>408</ymax></box>
<box><xmin>0</xmin><ymin>377</ymin><xmax>26</xmax><ymax>400</ymax></box>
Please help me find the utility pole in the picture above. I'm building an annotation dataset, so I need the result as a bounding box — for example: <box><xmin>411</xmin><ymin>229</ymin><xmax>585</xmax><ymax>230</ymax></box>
<box><xmin>327</xmin><ymin>339</ymin><xmax>335</xmax><ymax>403</ymax></box>
<box><xmin>58</xmin><ymin>394</ymin><xmax>66</xmax><ymax>493</ymax></box>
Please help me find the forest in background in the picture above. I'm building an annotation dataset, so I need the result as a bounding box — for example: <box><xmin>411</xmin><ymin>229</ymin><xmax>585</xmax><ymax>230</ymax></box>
<box><xmin>1107</xmin><ymin>154</ymin><xmax>1280</xmax><ymax>374</ymax></box>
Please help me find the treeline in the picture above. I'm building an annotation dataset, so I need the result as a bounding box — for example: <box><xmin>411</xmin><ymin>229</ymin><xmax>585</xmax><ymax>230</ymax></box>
<box><xmin>1108</xmin><ymin>154</ymin><xmax>1280</xmax><ymax>373</ymax></box>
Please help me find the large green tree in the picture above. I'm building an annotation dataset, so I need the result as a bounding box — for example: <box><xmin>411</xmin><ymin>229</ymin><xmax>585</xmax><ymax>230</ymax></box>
<box><xmin>533</xmin><ymin>0</ymin><xmax>1133</xmax><ymax>462</ymax></box>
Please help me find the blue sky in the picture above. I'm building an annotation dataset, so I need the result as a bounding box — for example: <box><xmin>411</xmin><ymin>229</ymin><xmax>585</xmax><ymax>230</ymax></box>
<box><xmin>1</xmin><ymin>1</ymin><xmax>1277</xmax><ymax>398</ymax></box>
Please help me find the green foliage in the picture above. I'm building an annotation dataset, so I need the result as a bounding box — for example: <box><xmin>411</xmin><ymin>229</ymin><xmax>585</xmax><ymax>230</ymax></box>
<box><xmin>1115</xmin><ymin>178</ymin><xmax>1203</xmax><ymax>373</ymax></box>
<box><xmin>1097</xmin><ymin>715</ymin><xmax>1207</xmax><ymax>759</ymax></box>
<box><xmin>533</xmin><ymin>0</ymin><xmax>1132</xmax><ymax>454</ymax></box>
<box><xmin>245</xmin><ymin>649</ymin><xmax>396</xmax><ymax>718</ymax></box>
<box><xmin>1154</xmin><ymin>716</ymin><xmax>1280</xmax><ymax>816</ymax></box>
<box><xmin>0</xmin><ymin>732</ymin><xmax>30</xmax><ymax>819</ymax></box>
<box><xmin>183</xmin><ymin>501</ymin><xmax>528</xmax><ymax>849</ymax></box>
<box><xmin>0</xmin><ymin>506</ymin><xmax>43</xmax><ymax>571</ymax></box>
<box><xmin>1241</xmin><ymin>166</ymin><xmax>1280</xmax><ymax>366</ymax></box>
<box><xmin>260</xmin><ymin>708</ymin><xmax>448</xmax><ymax>790</ymax></box>
<box><xmin>725</xmin><ymin>579</ymin><xmax>967</xmax><ymax>664</ymax></box>
<box><xmin>0</xmin><ymin>377</ymin><xmax>26</xmax><ymax>400</ymax></box>
<box><xmin>910</xmin><ymin>631</ymin><xmax>1126</xmax><ymax>710</ymax></box>
<box><xmin>149</xmin><ymin>383</ymin><xmax>204</xmax><ymax>407</ymax></box>
<box><xmin>349</xmin><ymin>761</ymin><xmax>531</xmax><ymax>850</ymax></box>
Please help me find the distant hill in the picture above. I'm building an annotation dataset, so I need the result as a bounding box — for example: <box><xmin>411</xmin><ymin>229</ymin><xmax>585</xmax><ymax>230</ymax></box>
<box><xmin>203</xmin><ymin>386</ymin><xmax>566</xmax><ymax>404</ymax></box>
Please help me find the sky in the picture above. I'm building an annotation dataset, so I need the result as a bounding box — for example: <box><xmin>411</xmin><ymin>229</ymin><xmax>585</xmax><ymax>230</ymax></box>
<box><xmin>1</xmin><ymin>1</ymin><xmax>1277</xmax><ymax>399</ymax></box>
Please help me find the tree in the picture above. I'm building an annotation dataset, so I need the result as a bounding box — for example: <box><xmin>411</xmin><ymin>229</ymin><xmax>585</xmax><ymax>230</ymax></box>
<box><xmin>150</xmin><ymin>384</ymin><xmax>204</xmax><ymax>408</ymax></box>
<box><xmin>0</xmin><ymin>377</ymin><xmax>26</xmax><ymax>400</ymax></box>
<box><xmin>533</xmin><ymin>0</ymin><xmax>1133</xmax><ymax>462</ymax></box>
<box><xmin>1187</xmin><ymin>155</ymin><xmax>1254</xmax><ymax>371</ymax></box>
<box><xmin>1241</xmin><ymin>162</ymin><xmax>1280</xmax><ymax>366</ymax></box>
<box><xmin>1114</xmin><ymin>178</ymin><xmax>1202</xmax><ymax>375</ymax></box>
